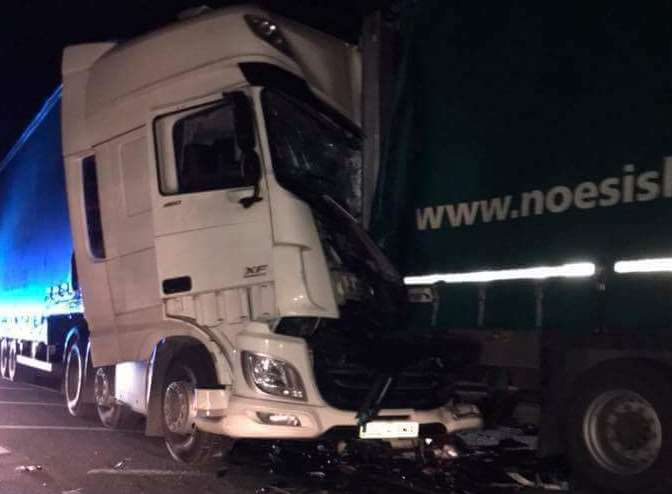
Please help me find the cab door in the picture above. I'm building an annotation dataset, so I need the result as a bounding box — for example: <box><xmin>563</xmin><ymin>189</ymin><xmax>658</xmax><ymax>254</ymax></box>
<box><xmin>149</xmin><ymin>91</ymin><xmax>273</xmax><ymax>307</ymax></box>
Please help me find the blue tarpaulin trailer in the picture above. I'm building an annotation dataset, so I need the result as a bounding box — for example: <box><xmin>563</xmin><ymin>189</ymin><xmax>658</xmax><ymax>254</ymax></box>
<box><xmin>0</xmin><ymin>87</ymin><xmax>82</xmax><ymax>376</ymax></box>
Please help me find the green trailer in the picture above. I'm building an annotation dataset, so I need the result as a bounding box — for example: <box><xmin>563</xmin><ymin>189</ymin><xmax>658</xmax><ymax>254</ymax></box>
<box><xmin>371</xmin><ymin>3</ymin><xmax>672</xmax><ymax>492</ymax></box>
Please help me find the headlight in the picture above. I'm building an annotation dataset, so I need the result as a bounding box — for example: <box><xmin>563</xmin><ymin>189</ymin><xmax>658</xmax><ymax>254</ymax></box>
<box><xmin>242</xmin><ymin>352</ymin><xmax>306</xmax><ymax>401</ymax></box>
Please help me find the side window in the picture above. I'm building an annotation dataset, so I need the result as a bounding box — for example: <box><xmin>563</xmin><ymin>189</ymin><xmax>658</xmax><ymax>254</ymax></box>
<box><xmin>82</xmin><ymin>155</ymin><xmax>105</xmax><ymax>259</ymax></box>
<box><xmin>154</xmin><ymin>94</ymin><xmax>255</xmax><ymax>195</ymax></box>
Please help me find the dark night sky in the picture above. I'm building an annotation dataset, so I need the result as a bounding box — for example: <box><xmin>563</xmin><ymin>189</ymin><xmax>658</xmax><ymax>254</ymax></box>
<box><xmin>3</xmin><ymin>1</ymin><xmax>672</xmax><ymax>159</ymax></box>
<box><xmin>0</xmin><ymin>0</ymin><xmax>384</xmax><ymax>156</ymax></box>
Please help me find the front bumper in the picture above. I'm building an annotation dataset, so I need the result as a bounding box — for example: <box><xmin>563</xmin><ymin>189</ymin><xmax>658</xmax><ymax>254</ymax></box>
<box><xmin>193</xmin><ymin>389</ymin><xmax>482</xmax><ymax>439</ymax></box>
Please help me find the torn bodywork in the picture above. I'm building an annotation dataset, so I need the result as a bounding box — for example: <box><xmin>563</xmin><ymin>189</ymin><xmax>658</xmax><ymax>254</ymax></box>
<box><xmin>276</xmin><ymin>195</ymin><xmax>482</xmax><ymax>433</ymax></box>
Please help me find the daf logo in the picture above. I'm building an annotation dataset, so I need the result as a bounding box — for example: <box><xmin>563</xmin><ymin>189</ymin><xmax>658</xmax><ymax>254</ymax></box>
<box><xmin>244</xmin><ymin>265</ymin><xmax>268</xmax><ymax>278</ymax></box>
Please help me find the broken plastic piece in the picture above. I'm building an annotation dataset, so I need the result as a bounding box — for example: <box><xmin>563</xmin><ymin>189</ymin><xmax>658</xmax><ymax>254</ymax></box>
<box><xmin>432</xmin><ymin>444</ymin><xmax>460</xmax><ymax>460</ymax></box>
<box><xmin>507</xmin><ymin>471</ymin><xmax>535</xmax><ymax>487</ymax></box>
<box><xmin>113</xmin><ymin>458</ymin><xmax>131</xmax><ymax>471</ymax></box>
<box><xmin>507</xmin><ymin>471</ymin><xmax>570</xmax><ymax>491</ymax></box>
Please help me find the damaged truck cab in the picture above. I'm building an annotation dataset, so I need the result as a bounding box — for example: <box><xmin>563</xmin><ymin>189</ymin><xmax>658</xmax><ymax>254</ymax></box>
<box><xmin>60</xmin><ymin>6</ymin><xmax>480</xmax><ymax>462</ymax></box>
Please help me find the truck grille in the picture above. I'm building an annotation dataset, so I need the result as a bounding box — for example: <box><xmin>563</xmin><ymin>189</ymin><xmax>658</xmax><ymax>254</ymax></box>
<box><xmin>313</xmin><ymin>363</ymin><xmax>448</xmax><ymax>411</ymax></box>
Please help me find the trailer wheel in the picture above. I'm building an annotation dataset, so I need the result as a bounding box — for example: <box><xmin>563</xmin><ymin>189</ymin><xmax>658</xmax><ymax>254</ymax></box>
<box><xmin>64</xmin><ymin>339</ymin><xmax>93</xmax><ymax>417</ymax></box>
<box><xmin>7</xmin><ymin>341</ymin><xmax>17</xmax><ymax>381</ymax></box>
<box><xmin>567</xmin><ymin>362</ymin><xmax>672</xmax><ymax>493</ymax></box>
<box><xmin>94</xmin><ymin>366</ymin><xmax>140</xmax><ymax>429</ymax></box>
<box><xmin>162</xmin><ymin>348</ymin><xmax>232</xmax><ymax>464</ymax></box>
<box><xmin>0</xmin><ymin>339</ymin><xmax>9</xmax><ymax>379</ymax></box>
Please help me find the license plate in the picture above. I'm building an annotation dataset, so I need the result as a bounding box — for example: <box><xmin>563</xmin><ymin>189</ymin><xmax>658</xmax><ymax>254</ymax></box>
<box><xmin>359</xmin><ymin>421</ymin><xmax>419</xmax><ymax>439</ymax></box>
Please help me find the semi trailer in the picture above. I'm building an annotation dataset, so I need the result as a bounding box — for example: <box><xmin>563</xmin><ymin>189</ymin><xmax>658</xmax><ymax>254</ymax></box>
<box><xmin>0</xmin><ymin>5</ymin><xmax>482</xmax><ymax>465</ymax></box>
<box><xmin>374</xmin><ymin>2</ymin><xmax>672</xmax><ymax>493</ymax></box>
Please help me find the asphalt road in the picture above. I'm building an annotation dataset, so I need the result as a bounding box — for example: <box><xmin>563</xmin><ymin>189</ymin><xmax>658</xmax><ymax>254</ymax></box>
<box><xmin>0</xmin><ymin>376</ymin><xmax>269</xmax><ymax>494</ymax></box>
<box><xmin>0</xmin><ymin>373</ymin><xmax>571</xmax><ymax>494</ymax></box>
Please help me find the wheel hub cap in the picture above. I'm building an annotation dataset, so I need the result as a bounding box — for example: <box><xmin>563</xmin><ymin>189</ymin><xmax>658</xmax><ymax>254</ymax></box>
<box><xmin>163</xmin><ymin>381</ymin><xmax>196</xmax><ymax>435</ymax></box>
<box><xmin>584</xmin><ymin>389</ymin><xmax>662</xmax><ymax>475</ymax></box>
<box><xmin>94</xmin><ymin>368</ymin><xmax>114</xmax><ymax>407</ymax></box>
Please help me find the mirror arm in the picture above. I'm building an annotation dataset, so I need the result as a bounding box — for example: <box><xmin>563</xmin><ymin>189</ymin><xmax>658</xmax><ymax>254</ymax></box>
<box><xmin>238</xmin><ymin>151</ymin><xmax>263</xmax><ymax>208</ymax></box>
<box><xmin>239</xmin><ymin>182</ymin><xmax>262</xmax><ymax>208</ymax></box>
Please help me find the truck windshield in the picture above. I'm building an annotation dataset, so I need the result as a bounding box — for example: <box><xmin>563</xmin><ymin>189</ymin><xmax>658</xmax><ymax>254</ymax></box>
<box><xmin>261</xmin><ymin>89</ymin><xmax>363</xmax><ymax>219</ymax></box>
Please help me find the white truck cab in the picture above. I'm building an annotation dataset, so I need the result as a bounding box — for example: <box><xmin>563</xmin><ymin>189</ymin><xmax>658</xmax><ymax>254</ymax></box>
<box><xmin>60</xmin><ymin>6</ymin><xmax>480</xmax><ymax>462</ymax></box>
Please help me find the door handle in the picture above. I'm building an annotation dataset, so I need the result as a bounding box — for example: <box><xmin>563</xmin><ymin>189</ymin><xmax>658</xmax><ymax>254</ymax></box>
<box><xmin>162</xmin><ymin>276</ymin><xmax>192</xmax><ymax>294</ymax></box>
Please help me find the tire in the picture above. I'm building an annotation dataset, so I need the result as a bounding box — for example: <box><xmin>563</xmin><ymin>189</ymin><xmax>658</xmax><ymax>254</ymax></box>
<box><xmin>567</xmin><ymin>362</ymin><xmax>672</xmax><ymax>494</ymax></box>
<box><xmin>7</xmin><ymin>341</ymin><xmax>17</xmax><ymax>381</ymax></box>
<box><xmin>94</xmin><ymin>366</ymin><xmax>141</xmax><ymax>429</ymax></box>
<box><xmin>64</xmin><ymin>338</ymin><xmax>94</xmax><ymax>417</ymax></box>
<box><xmin>0</xmin><ymin>339</ymin><xmax>9</xmax><ymax>379</ymax></box>
<box><xmin>162</xmin><ymin>348</ymin><xmax>233</xmax><ymax>465</ymax></box>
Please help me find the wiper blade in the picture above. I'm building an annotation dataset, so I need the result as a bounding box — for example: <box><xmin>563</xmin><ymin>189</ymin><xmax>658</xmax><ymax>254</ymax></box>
<box><xmin>356</xmin><ymin>373</ymin><xmax>395</xmax><ymax>426</ymax></box>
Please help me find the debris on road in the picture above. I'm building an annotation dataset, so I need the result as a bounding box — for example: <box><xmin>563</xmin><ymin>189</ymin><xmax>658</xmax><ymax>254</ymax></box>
<box><xmin>235</xmin><ymin>424</ymin><xmax>570</xmax><ymax>494</ymax></box>
<box><xmin>255</xmin><ymin>487</ymin><xmax>293</xmax><ymax>494</ymax></box>
<box><xmin>15</xmin><ymin>464</ymin><xmax>43</xmax><ymax>472</ymax></box>
<box><xmin>507</xmin><ymin>471</ymin><xmax>569</xmax><ymax>491</ymax></box>
<box><xmin>113</xmin><ymin>457</ymin><xmax>131</xmax><ymax>471</ymax></box>
<box><xmin>87</xmin><ymin>468</ymin><xmax>212</xmax><ymax>477</ymax></box>
<box><xmin>507</xmin><ymin>471</ymin><xmax>536</xmax><ymax>487</ymax></box>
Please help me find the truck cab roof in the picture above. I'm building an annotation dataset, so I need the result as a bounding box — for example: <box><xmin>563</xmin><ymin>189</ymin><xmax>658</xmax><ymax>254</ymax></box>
<box><xmin>61</xmin><ymin>5</ymin><xmax>360</xmax><ymax>155</ymax></box>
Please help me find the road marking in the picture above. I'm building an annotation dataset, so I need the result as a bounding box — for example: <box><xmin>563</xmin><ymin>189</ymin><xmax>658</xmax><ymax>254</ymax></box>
<box><xmin>0</xmin><ymin>401</ymin><xmax>63</xmax><ymax>407</ymax></box>
<box><xmin>26</xmin><ymin>383</ymin><xmax>61</xmax><ymax>393</ymax></box>
<box><xmin>0</xmin><ymin>425</ymin><xmax>139</xmax><ymax>432</ymax></box>
<box><xmin>0</xmin><ymin>445</ymin><xmax>10</xmax><ymax>456</ymax></box>
<box><xmin>0</xmin><ymin>383</ymin><xmax>61</xmax><ymax>393</ymax></box>
<box><xmin>87</xmin><ymin>468</ymin><xmax>211</xmax><ymax>477</ymax></box>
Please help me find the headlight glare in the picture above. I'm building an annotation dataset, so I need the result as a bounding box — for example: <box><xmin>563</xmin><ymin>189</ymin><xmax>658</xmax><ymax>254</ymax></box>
<box><xmin>242</xmin><ymin>352</ymin><xmax>306</xmax><ymax>401</ymax></box>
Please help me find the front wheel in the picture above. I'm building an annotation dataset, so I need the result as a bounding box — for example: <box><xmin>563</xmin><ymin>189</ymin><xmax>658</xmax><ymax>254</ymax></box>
<box><xmin>162</xmin><ymin>348</ymin><xmax>232</xmax><ymax>464</ymax></box>
<box><xmin>567</xmin><ymin>363</ymin><xmax>672</xmax><ymax>494</ymax></box>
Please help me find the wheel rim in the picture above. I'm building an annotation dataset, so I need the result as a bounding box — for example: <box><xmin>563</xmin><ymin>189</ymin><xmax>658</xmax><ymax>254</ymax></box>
<box><xmin>164</xmin><ymin>364</ymin><xmax>199</xmax><ymax>462</ymax></box>
<box><xmin>94</xmin><ymin>367</ymin><xmax>113</xmax><ymax>407</ymax></box>
<box><xmin>65</xmin><ymin>344</ymin><xmax>83</xmax><ymax>412</ymax></box>
<box><xmin>164</xmin><ymin>381</ymin><xmax>195</xmax><ymax>434</ymax></box>
<box><xmin>94</xmin><ymin>367</ymin><xmax>120</xmax><ymax>427</ymax></box>
<box><xmin>583</xmin><ymin>389</ymin><xmax>663</xmax><ymax>475</ymax></box>
<box><xmin>7</xmin><ymin>343</ymin><xmax>16</xmax><ymax>381</ymax></box>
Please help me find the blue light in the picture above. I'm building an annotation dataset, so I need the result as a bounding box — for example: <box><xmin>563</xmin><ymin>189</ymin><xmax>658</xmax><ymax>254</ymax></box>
<box><xmin>0</xmin><ymin>86</ymin><xmax>62</xmax><ymax>174</ymax></box>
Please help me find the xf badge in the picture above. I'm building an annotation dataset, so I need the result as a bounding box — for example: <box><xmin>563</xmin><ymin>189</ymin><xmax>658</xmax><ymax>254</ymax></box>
<box><xmin>244</xmin><ymin>265</ymin><xmax>268</xmax><ymax>278</ymax></box>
